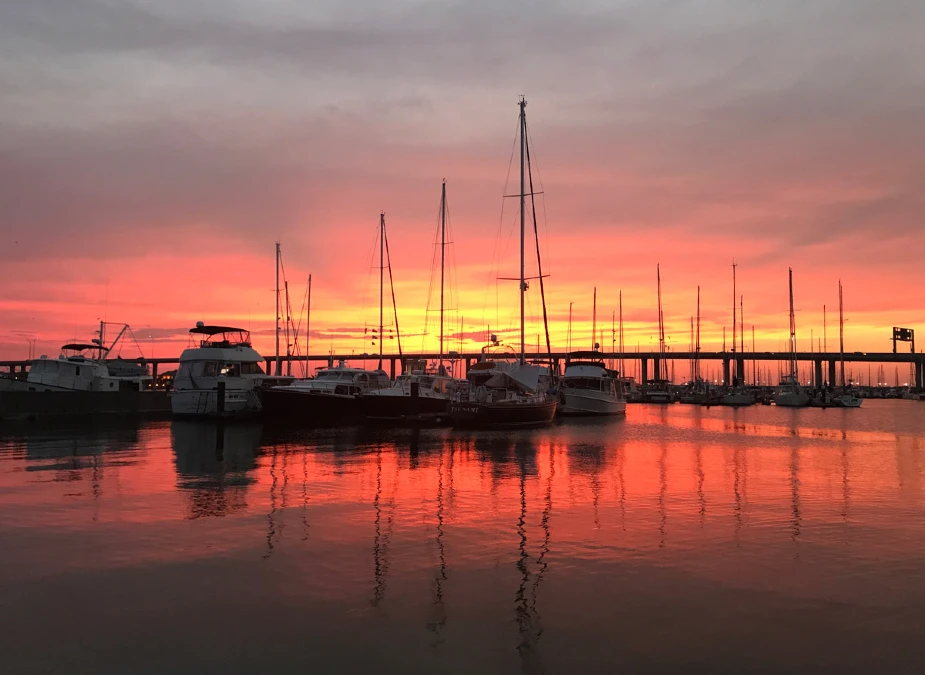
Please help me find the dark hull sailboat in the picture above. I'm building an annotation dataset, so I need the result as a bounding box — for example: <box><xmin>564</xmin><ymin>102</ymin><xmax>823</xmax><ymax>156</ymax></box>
<box><xmin>359</xmin><ymin>391</ymin><xmax>451</xmax><ymax>424</ymax></box>
<box><xmin>258</xmin><ymin>388</ymin><xmax>361</xmax><ymax>424</ymax></box>
<box><xmin>449</xmin><ymin>98</ymin><xmax>557</xmax><ymax>428</ymax></box>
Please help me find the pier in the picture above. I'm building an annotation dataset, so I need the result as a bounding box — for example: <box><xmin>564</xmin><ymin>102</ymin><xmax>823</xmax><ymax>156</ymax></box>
<box><xmin>3</xmin><ymin>350</ymin><xmax>923</xmax><ymax>389</ymax></box>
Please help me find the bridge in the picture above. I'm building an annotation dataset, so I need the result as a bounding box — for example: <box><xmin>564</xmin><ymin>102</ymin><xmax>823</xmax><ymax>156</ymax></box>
<box><xmin>3</xmin><ymin>350</ymin><xmax>923</xmax><ymax>389</ymax></box>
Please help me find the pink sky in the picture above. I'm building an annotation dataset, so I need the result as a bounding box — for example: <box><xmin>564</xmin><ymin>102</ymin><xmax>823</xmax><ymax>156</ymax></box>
<box><xmin>2</xmin><ymin>1</ymin><xmax>924</xmax><ymax>362</ymax></box>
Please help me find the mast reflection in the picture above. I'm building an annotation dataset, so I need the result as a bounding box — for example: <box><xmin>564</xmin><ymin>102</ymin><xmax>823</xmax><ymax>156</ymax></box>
<box><xmin>658</xmin><ymin>443</ymin><xmax>667</xmax><ymax>548</ymax></box>
<box><xmin>514</xmin><ymin>440</ymin><xmax>544</xmax><ymax>674</ymax></box>
<box><xmin>426</xmin><ymin>448</ymin><xmax>448</xmax><ymax>642</ymax></box>
<box><xmin>790</xmin><ymin>445</ymin><xmax>802</xmax><ymax>546</ymax></box>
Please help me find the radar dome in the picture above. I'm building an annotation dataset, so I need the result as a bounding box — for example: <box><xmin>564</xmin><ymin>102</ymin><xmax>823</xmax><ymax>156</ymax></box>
<box><xmin>196</xmin><ymin>320</ymin><xmax>205</xmax><ymax>328</ymax></box>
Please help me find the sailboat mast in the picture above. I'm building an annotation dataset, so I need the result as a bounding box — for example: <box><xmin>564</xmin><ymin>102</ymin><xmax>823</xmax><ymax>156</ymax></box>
<box><xmin>285</xmin><ymin>280</ymin><xmax>291</xmax><ymax>376</ymax></box>
<box><xmin>657</xmin><ymin>264</ymin><xmax>665</xmax><ymax>379</ymax></box>
<box><xmin>275</xmin><ymin>241</ymin><xmax>281</xmax><ymax>376</ymax></box>
<box><xmin>379</xmin><ymin>212</ymin><xmax>385</xmax><ymax>371</ymax></box>
<box><xmin>439</xmin><ymin>180</ymin><xmax>446</xmax><ymax>367</ymax></box>
<box><xmin>696</xmin><ymin>285</ymin><xmax>701</xmax><ymax>381</ymax></box>
<box><xmin>305</xmin><ymin>274</ymin><xmax>312</xmax><ymax>379</ymax></box>
<box><xmin>592</xmin><ymin>287</ymin><xmax>597</xmax><ymax>351</ymax></box>
<box><xmin>789</xmin><ymin>268</ymin><xmax>797</xmax><ymax>380</ymax></box>
<box><xmin>519</xmin><ymin>97</ymin><xmax>527</xmax><ymax>365</ymax></box>
<box><xmin>619</xmin><ymin>290</ymin><xmax>624</xmax><ymax>376</ymax></box>
<box><xmin>839</xmin><ymin>280</ymin><xmax>845</xmax><ymax>387</ymax></box>
<box><xmin>740</xmin><ymin>295</ymin><xmax>744</xmax><ymax>354</ymax></box>
<box><xmin>732</xmin><ymin>261</ymin><xmax>737</xmax><ymax>356</ymax></box>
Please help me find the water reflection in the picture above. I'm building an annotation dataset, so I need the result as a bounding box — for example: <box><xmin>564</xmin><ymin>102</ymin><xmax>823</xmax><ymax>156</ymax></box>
<box><xmin>3</xmin><ymin>402</ymin><xmax>925</xmax><ymax>673</ymax></box>
<box><xmin>171</xmin><ymin>420</ymin><xmax>261</xmax><ymax>519</ymax></box>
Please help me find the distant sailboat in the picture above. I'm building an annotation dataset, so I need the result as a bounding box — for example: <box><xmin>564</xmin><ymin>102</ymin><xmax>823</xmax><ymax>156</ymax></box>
<box><xmin>774</xmin><ymin>268</ymin><xmax>810</xmax><ymax>407</ymax></box>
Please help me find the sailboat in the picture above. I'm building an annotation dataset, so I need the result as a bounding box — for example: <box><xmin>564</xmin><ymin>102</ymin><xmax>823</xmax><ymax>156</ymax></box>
<box><xmin>834</xmin><ymin>280</ymin><xmax>863</xmax><ymax>408</ymax></box>
<box><xmin>722</xmin><ymin>263</ymin><xmax>755</xmax><ymax>407</ymax></box>
<box><xmin>360</xmin><ymin>181</ymin><xmax>461</xmax><ymax>424</ymax></box>
<box><xmin>773</xmin><ymin>268</ymin><xmax>810</xmax><ymax>407</ymax></box>
<box><xmin>260</xmin><ymin>215</ymin><xmax>394</xmax><ymax>423</ymax></box>
<box><xmin>643</xmin><ymin>265</ymin><xmax>674</xmax><ymax>403</ymax></box>
<box><xmin>449</xmin><ymin>98</ymin><xmax>558</xmax><ymax>428</ymax></box>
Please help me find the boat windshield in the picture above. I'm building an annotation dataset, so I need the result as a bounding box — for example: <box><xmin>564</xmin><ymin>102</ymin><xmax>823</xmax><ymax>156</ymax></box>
<box><xmin>316</xmin><ymin>371</ymin><xmax>355</xmax><ymax>381</ymax></box>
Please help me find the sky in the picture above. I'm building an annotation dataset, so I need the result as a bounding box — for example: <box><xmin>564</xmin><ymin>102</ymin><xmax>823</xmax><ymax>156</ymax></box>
<box><xmin>2</xmin><ymin>0</ymin><xmax>924</xmax><ymax>363</ymax></box>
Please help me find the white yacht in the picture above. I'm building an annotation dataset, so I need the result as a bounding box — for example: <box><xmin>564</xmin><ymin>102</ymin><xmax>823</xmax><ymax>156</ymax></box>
<box><xmin>260</xmin><ymin>360</ymin><xmax>391</xmax><ymax>423</ymax></box>
<box><xmin>558</xmin><ymin>351</ymin><xmax>626</xmax><ymax>416</ymax></box>
<box><xmin>170</xmin><ymin>324</ymin><xmax>268</xmax><ymax>416</ymax></box>
<box><xmin>0</xmin><ymin>323</ymin><xmax>151</xmax><ymax>393</ymax></box>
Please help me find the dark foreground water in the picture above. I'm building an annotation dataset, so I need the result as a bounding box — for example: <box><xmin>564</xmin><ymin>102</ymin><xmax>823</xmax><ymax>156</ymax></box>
<box><xmin>2</xmin><ymin>400</ymin><xmax>924</xmax><ymax>674</ymax></box>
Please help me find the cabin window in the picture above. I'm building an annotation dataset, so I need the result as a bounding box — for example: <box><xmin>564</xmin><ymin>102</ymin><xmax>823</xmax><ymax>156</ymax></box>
<box><xmin>220</xmin><ymin>363</ymin><xmax>240</xmax><ymax>377</ymax></box>
<box><xmin>202</xmin><ymin>362</ymin><xmax>217</xmax><ymax>376</ymax></box>
<box><xmin>241</xmin><ymin>362</ymin><xmax>264</xmax><ymax>375</ymax></box>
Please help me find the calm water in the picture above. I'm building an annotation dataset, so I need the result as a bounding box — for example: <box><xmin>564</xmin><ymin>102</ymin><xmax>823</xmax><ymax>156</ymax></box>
<box><xmin>2</xmin><ymin>401</ymin><xmax>925</xmax><ymax>674</ymax></box>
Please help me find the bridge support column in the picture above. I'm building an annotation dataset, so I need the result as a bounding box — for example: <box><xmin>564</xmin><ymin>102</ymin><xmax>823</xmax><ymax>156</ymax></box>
<box><xmin>828</xmin><ymin>360</ymin><xmax>837</xmax><ymax>388</ymax></box>
<box><xmin>152</xmin><ymin>363</ymin><xmax>158</xmax><ymax>380</ymax></box>
<box><xmin>814</xmin><ymin>360</ymin><xmax>823</xmax><ymax>389</ymax></box>
<box><xmin>266</xmin><ymin>358</ymin><xmax>274</xmax><ymax>374</ymax></box>
<box><xmin>390</xmin><ymin>358</ymin><xmax>396</xmax><ymax>380</ymax></box>
<box><xmin>722</xmin><ymin>358</ymin><xmax>730</xmax><ymax>387</ymax></box>
<box><xmin>736</xmin><ymin>356</ymin><xmax>745</xmax><ymax>386</ymax></box>
<box><xmin>653</xmin><ymin>357</ymin><xmax>661</xmax><ymax>382</ymax></box>
<box><xmin>916</xmin><ymin>359</ymin><xmax>924</xmax><ymax>391</ymax></box>
<box><xmin>641</xmin><ymin>358</ymin><xmax>648</xmax><ymax>387</ymax></box>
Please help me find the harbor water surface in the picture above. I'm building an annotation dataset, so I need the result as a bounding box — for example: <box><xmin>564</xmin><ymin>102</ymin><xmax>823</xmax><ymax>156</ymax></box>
<box><xmin>2</xmin><ymin>400</ymin><xmax>924</xmax><ymax>674</ymax></box>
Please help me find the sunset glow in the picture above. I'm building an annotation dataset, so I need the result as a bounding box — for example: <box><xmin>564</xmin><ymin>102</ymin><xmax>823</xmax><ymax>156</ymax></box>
<box><xmin>2</xmin><ymin>1</ymin><xmax>923</xmax><ymax>363</ymax></box>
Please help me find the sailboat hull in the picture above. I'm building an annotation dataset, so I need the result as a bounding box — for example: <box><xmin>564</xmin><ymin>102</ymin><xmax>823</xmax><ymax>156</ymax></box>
<box><xmin>259</xmin><ymin>389</ymin><xmax>360</xmax><ymax>424</ymax></box>
<box><xmin>359</xmin><ymin>393</ymin><xmax>451</xmax><ymax>424</ymax></box>
<box><xmin>450</xmin><ymin>399</ymin><xmax>557</xmax><ymax>428</ymax></box>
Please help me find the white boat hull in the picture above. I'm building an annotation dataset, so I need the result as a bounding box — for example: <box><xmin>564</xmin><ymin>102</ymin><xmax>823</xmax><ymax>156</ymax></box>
<box><xmin>837</xmin><ymin>395</ymin><xmax>863</xmax><ymax>408</ymax></box>
<box><xmin>170</xmin><ymin>389</ymin><xmax>259</xmax><ymax>416</ymax></box>
<box><xmin>559</xmin><ymin>390</ymin><xmax>626</xmax><ymax>416</ymax></box>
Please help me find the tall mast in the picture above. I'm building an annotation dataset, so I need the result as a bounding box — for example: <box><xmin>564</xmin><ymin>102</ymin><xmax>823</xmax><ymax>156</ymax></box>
<box><xmin>285</xmin><ymin>280</ymin><xmax>291</xmax><ymax>376</ymax></box>
<box><xmin>788</xmin><ymin>267</ymin><xmax>797</xmax><ymax>380</ymax></box>
<box><xmin>592</xmin><ymin>287</ymin><xmax>597</xmax><ymax>351</ymax></box>
<box><xmin>518</xmin><ymin>97</ymin><xmax>527</xmax><ymax>365</ymax></box>
<box><xmin>732</xmin><ymin>261</ymin><xmax>737</xmax><ymax>355</ymax></box>
<box><xmin>618</xmin><ymin>290</ymin><xmax>624</xmax><ymax>376</ymax></box>
<box><xmin>439</xmin><ymin>180</ymin><xmax>446</xmax><ymax>368</ymax></box>
<box><xmin>305</xmin><ymin>274</ymin><xmax>312</xmax><ymax>379</ymax></box>
<box><xmin>695</xmin><ymin>285</ymin><xmax>701</xmax><ymax>381</ymax></box>
<box><xmin>275</xmin><ymin>241</ymin><xmax>281</xmax><ymax>376</ymax></box>
<box><xmin>379</xmin><ymin>212</ymin><xmax>385</xmax><ymax>371</ymax></box>
<box><xmin>657</xmin><ymin>264</ymin><xmax>665</xmax><ymax>379</ymax></box>
<box><xmin>839</xmin><ymin>280</ymin><xmax>845</xmax><ymax>387</ymax></box>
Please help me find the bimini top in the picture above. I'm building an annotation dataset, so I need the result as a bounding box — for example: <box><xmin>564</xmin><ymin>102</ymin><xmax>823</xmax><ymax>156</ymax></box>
<box><xmin>61</xmin><ymin>343</ymin><xmax>110</xmax><ymax>353</ymax></box>
<box><xmin>189</xmin><ymin>323</ymin><xmax>251</xmax><ymax>347</ymax></box>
